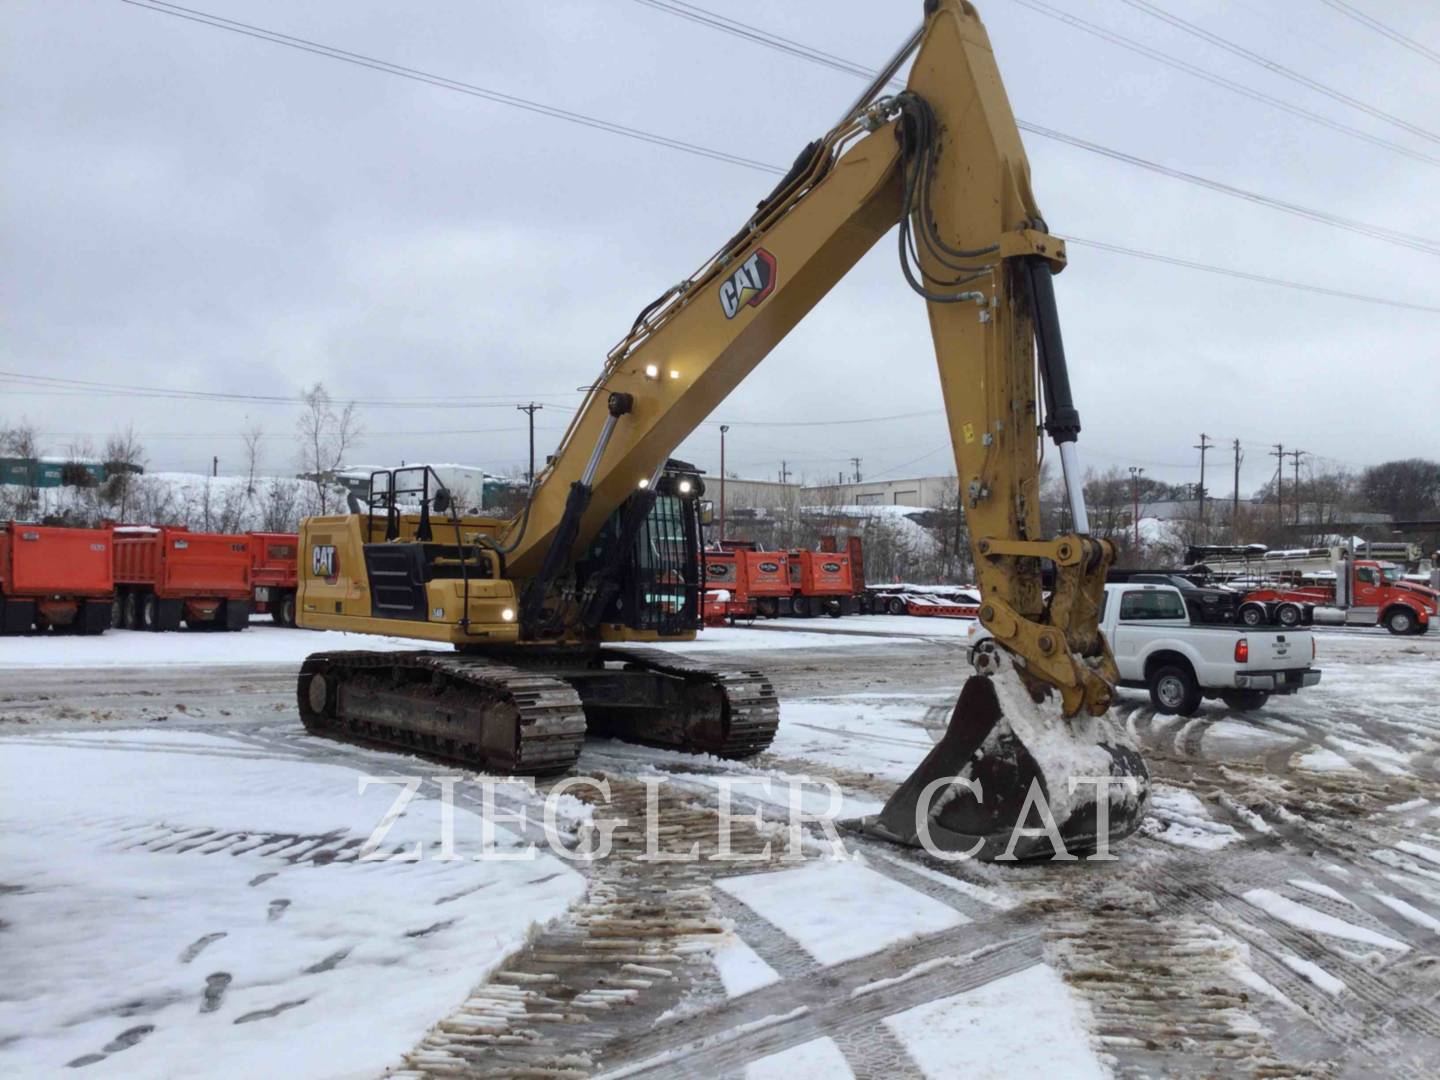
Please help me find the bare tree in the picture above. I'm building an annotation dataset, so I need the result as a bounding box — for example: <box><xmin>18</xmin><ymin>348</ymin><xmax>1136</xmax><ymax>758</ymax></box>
<box><xmin>102</xmin><ymin>426</ymin><xmax>147</xmax><ymax>522</ymax></box>
<box><xmin>261</xmin><ymin>477</ymin><xmax>302</xmax><ymax>532</ymax></box>
<box><xmin>242</xmin><ymin>423</ymin><xmax>265</xmax><ymax>496</ymax></box>
<box><xmin>295</xmin><ymin>383</ymin><xmax>362</xmax><ymax>515</ymax></box>
<box><xmin>1</xmin><ymin>420</ymin><xmax>42</xmax><ymax>519</ymax></box>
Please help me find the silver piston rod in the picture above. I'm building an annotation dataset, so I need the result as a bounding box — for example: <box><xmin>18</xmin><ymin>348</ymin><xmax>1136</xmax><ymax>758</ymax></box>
<box><xmin>1023</xmin><ymin>256</ymin><xmax>1092</xmax><ymax>536</ymax></box>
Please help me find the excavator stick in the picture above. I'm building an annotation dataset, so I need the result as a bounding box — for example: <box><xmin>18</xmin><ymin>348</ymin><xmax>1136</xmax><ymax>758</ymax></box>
<box><xmin>860</xmin><ymin>650</ymin><xmax>1148</xmax><ymax>861</ymax></box>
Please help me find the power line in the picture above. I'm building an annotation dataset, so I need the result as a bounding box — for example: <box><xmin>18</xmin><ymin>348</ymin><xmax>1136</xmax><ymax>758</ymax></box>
<box><xmin>1317</xmin><ymin>0</ymin><xmax>1440</xmax><ymax>67</ymax></box>
<box><xmin>1116</xmin><ymin>0</ymin><xmax>1440</xmax><ymax>145</ymax></box>
<box><xmin>1027</xmin><ymin>122</ymin><xmax>1440</xmax><ymax>257</ymax></box>
<box><xmin>34</xmin><ymin>426</ymin><xmax>567</xmax><ymax>441</ymax></box>
<box><xmin>636</xmin><ymin>0</ymin><xmax>1440</xmax><ymax>257</ymax></box>
<box><xmin>112</xmin><ymin>0</ymin><xmax>1440</xmax><ymax>306</ymax></box>
<box><xmin>1061</xmin><ymin>236</ymin><xmax>1440</xmax><ymax>313</ymax></box>
<box><xmin>1004</xmin><ymin>0</ymin><xmax>1439</xmax><ymax>166</ymax></box>
<box><xmin>702</xmin><ymin>410</ymin><xmax>945</xmax><ymax>429</ymax></box>
<box><xmin>0</xmin><ymin>370</ymin><xmax>578</xmax><ymax>409</ymax></box>
<box><xmin>117</xmin><ymin>0</ymin><xmax>785</xmax><ymax>175</ymax></box>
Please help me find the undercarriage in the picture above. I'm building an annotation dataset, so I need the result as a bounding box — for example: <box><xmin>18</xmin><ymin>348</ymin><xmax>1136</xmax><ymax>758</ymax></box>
<box><xmin>297</xmin><ymin>646</ymin><xmax>780</xmax><ymax>775</ymax></box>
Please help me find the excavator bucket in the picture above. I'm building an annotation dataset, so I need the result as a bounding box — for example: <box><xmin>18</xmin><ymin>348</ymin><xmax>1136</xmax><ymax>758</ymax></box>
<box><xmin>858</xmin><ymin>652</ymin><xmax>1149</xmax><ymax>861</ymax></box>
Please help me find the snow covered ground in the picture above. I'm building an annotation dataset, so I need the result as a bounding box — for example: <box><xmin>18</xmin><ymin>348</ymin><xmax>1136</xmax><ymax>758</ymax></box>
<box><xmin>2</xmin><ymin>617</ymin><xmax>1438</xmax><ymax>1076</ymax></box>
<box><xmin>0</xmin><ymin>731</ymin><xmax>583</xmax><ymax>1077</ymax></box>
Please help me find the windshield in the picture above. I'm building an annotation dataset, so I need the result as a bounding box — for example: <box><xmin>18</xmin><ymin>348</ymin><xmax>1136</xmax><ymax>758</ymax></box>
<box><xmin>1381</xmin><ymin>566</ymin><xmax>1404</xmax><ymax>584</ymax></box>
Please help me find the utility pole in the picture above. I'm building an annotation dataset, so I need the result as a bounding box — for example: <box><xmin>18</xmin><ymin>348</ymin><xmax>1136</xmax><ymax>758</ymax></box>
<box><xmin>850</xmin><ymin>456</ymin><xmax>862</xmax><ymax>484</ymax></box>
<box><xmin>779</xmin><ymin>460</ymin><xmax>791</xmax><ymax>485</ymax></box>
<box><xmin>212</xmin><ymin>455</ymin><xmax>218</xmax><ymax>478</ymax></box>
<box><xmin>1129</xmin><ymin>466</ymin><xmax>1144</xmax><ymax>553</ymax></box>
<box><xmin>1270</xmin><ymin>443</ymin><xmax>1285</xmax><ymax>529</ymax></box>
<box><xmin>1288</xmin><ymin>449</ymin><xmax>1306</xmax><ymax>527</ymax></box>
<box><xmin>1231</xmin><ymin>439</ymin><xmax>1243</xmax><ymax>539</ymax></box>
<box><xmin>719</xmin><ymin>424</ymin><xmax>729</xmax><ymax>542</ymax></box>
<box><xmin>1194</xmin><ymin>433</ymin><xmax>1212</xmax><ymax>540</ymax></box>
<box><xmin>516</xmin><ymin>403</ymin><xmax>543</xmax><ymax>486</ymax></box>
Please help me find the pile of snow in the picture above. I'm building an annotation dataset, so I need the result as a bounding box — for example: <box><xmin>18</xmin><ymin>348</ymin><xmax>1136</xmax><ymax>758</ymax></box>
<box><xmin>0</xmin><ymin>730</ymin><xmax>584</xmax><ymax>1076</ymax></box>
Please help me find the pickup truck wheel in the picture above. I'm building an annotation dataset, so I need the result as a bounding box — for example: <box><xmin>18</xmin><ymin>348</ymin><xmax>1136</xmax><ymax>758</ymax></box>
<box><xmin>1149</xmin><ymin>664</ymin><xmax>1202</xmax><ymax>716</ymax></box>
<box><xmin>1276</xmin><ymin>603</ymin><xmax>1301</xmax><ymax>628</ymax></box>
<box><xmin>1238</xmin><ymin>603</ymin><xmax>1265</xmax><ymax>627</ymax></box>
<box><xmin>1384</xmin><ymin>608</ymin><xmax>1415</xmax><ymax>635</ymax></box>
<box><xmin>1221</xmin><ymin>689</ymin><xmax>1269</xmax><ymax>712</ymax></box>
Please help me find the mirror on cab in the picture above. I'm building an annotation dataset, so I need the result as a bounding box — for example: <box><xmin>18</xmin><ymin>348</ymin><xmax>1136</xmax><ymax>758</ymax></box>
<box><xmin>698</xmin><ymin>499</ymin><xmax>715</xmax><ymax>527</ymax></box>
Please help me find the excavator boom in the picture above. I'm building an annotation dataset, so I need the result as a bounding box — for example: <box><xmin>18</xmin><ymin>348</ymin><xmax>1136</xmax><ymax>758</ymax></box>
<box><xmin>296</xmin><ymin>0</ymin><xmax>1149</xmax><ymax>860</ymax></box>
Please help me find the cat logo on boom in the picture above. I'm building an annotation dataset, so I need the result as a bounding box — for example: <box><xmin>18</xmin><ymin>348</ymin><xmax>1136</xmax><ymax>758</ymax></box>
<box><xmin>719</xmin><ymin>249</ymin><xmax>777</xmax><ymax>319</ymax></box>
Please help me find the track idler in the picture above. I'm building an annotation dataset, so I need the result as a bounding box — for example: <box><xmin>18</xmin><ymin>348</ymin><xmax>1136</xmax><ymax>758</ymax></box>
<box><xmin>859</xmin><ymin>650</ymin><xmax>1149</xmax><ymax>861</ymax></box>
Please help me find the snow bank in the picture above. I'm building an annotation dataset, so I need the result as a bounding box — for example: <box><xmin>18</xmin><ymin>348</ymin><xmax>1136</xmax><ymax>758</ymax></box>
<box><xmin>0</xmin><ymin>731</ymin><xmax>584</xmax><ymax>1076</ymax></box>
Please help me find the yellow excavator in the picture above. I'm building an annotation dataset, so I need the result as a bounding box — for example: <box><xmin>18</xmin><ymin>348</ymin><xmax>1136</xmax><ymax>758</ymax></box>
<box><xmin>296</xmin><ymin>0</ymin><xmax>1149</xmax><ymax>859</ymax></box>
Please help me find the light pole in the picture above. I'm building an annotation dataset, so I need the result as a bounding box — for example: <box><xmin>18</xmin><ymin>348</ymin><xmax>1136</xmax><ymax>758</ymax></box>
<box><xmin>719</xmin><ymin>424</ymin><xmax>729</xmax><ymax>541</ymax></box>
<box><xmin>1129</xmin><ymin>466</ymin><xmax>1144</xmax><ymax>553</ymax></box>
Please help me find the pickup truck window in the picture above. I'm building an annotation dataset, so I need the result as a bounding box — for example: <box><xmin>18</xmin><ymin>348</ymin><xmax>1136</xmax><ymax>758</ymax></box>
<box><xmin>1119</xmin><ymin>589</ymin><xmax>1187</xmax><ymax>621</ymax></box>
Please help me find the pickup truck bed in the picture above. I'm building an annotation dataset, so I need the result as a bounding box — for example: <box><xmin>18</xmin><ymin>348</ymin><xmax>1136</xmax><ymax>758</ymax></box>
<box><xmin>1103</xmin><ymin>583</ymin><xmax>1320</xmax><ymax>715</ymax></box>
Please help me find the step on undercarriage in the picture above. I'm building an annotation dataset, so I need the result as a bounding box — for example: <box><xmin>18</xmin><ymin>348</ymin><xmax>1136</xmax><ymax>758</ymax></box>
<box><xmin>297</xmin><ymin>647</ymin><xmax>780</xmax><ymax>774</ymax></box>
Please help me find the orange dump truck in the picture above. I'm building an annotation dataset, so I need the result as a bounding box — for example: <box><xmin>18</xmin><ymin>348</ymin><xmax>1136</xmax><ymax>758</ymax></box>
<box><xmin>0</xmin><ymin>523</ymin><xmax>114</xmax><ymax>634</ymax></box>
<box><xmin>249</xmin><ymin>531</ymin><xmax>299</xmax><ymax>626</ymax></box>
<box><xmin>111</xmin><ymin>526</ymin><xmax>252</xmax><ymax>631</ymax></box>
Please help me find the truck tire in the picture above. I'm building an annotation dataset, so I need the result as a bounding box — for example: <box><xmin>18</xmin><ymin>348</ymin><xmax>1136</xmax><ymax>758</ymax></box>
<box><xmin>826</xmin><ymin>599</ymin><xmax>843</xmax><ymax>619</ymax></box>
<box><xmin>281</xmin><ymin>593</ymin><xmax>297</xmax><ymax>627</ymax></box>
<box><xmin>123</xmin><ymin>592</ymin><xmax>139</xmax><ymax>630</ymax></box>
<box><xmin>1275</xmin><ymin>603</ymin><xmax>1302</xmax><ymax>628</ymax></box>
<box><xmin>111</xmin><ymin>594</ymin><xmax>125</xmax><ymax>629</ymax></box>
<box><xmin>1384</xmin><ymin>607</ymin><xmax>1416</xmax><ymax>635</ymax></box>
<box><xmin>141</xmin><ymin>593</ymin><xmax>160</xmax><ymax>632</ymax></box>
<box><xmin>1221</xmin><ymin>689</ymin><xmax>1270</xmax><ymax>712</ymax></box>
<box><xmin>791</xmin><ymin>596</ymin><xmax>810</xmax><ymax>618</ymax></box>
<box><xmin>1149</xmin><ymin>664</ymin><xmax>1202</xmax><ymax>716</ymax></box>
<box><xmin>1238</xmin><ymin>603</ymin><xmax>1266</xmax><ymax>627</ymax></box>
<box><xmin>887</xmin><ymin>596</ymin><xmax>906</xmax><ymax>616</ymax></box>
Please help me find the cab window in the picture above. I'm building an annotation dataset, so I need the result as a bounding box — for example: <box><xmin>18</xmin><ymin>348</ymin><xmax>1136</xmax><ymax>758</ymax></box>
<box><xmin>1356</xmin><ymin>567</ymin><xmax>1378</xmax><ymax>585</ymax></box>
<box><xmin>1119</xmin><ymin>589</ymin><xmax>1187</xmax><ymax>621</ymax></box>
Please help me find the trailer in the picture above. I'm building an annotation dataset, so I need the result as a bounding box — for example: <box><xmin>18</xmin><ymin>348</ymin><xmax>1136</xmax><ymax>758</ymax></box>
<box><xmin>864</xmin><ymin>583</ymin><xmax>981</xmax><ymax>617</ymax></box>
<box><xmin>1195</xmin><ymin>545</ymin><xmax>1435</xmax><ymax>635</ymax></box>
<box><xmin>111</xmin><ymin>526</ymin><xmax>252</xmax><ymax>632</ymax></box>
<box><xmin>0</xmin><ymin>523</ymin><xmax>114</xmax><ymax>634</ymax></box>
<box><xmin>249</xmin><ymin>531</ymin><xmax>299</xmax><ymax>626</ymax></box>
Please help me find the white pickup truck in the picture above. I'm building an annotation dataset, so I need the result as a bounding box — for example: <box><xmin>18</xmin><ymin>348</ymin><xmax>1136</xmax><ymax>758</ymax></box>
<box><xmin>968</xmin><ymin>582</ymin><xmax>1321</xmax><ymax>715</ymax></box>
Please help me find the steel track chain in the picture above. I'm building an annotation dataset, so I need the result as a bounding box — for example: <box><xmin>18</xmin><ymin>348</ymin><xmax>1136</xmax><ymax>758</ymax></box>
<box><xmin>298</xmin><ymin>650</ymin><xmax>587</xmax><ymax>775</ymax></box>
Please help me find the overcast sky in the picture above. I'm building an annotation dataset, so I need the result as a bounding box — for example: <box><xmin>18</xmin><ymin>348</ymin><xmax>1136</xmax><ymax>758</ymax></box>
<box><xmin>4</xmin><ymin>0</ymin><xmax>1437</xmax><ymax>498</ymax></box>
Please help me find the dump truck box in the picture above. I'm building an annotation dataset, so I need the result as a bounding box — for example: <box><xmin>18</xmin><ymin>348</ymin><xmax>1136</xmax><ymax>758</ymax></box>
<box><xmin>0</xmin><ymin>523</ymin><xmax>114</xmax><ymax>633</ymax></box>
<box><xmin>111</xmin><ymin>526</ymin><xmax>251</xmax><ymax>631</ymax></box>
<box><xmin>249</xmin><ymin>531</ymin><xmax>299</xmax><ymax>625</ymax></box>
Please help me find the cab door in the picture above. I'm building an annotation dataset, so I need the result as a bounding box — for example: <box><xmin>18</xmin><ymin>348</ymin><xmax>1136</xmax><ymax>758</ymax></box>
<box><xmin>1350</xmin><ymin>565</ymin><xmax>1381</xmax><ymax>624</ymax></box>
